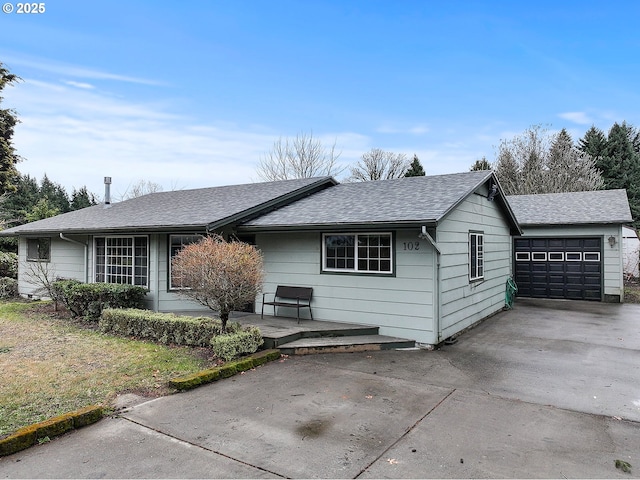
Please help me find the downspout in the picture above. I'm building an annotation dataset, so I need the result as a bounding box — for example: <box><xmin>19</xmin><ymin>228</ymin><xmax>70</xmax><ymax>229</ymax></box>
<box><xmin>419</xmin><ymin>226</ymin><xmax>442</xmax><ymax>344</ymax></box>
<box><xmin>59</xmin><ymin>233</ymin><xmax>88</xmax><ymax>283</ymax></box>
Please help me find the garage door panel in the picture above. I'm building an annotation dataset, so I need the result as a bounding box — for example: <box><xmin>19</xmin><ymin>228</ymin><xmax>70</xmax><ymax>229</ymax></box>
<box><xmin>566</xmin><ymin>263</ymin><xmax>583</xmax><ymax>273</ymax></box>
<box><xmin>584</xmin><ymin>264</ymin><xmax>601</xmax><ymax>274</ymax></box>
<box><xmin>548</xmin><ymin>264</ymin><xmax>564</xmax><ymax>273</ymax></box>
<box><xmin>583</xmin><ymin>238</ymin><xmax>600</xmax><ymax>248</ymax></box>
<box><xmin>514</xmin><ymin>237</ymin><xmax>602</xmax><ymax>301</ymax></box>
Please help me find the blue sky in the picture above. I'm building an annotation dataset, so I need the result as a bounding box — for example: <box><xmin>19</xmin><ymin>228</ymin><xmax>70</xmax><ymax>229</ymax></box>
<box><xmin>1</xmin><ymin>1</ymin><xmax>639</xmax><ymax>198</ymax></box>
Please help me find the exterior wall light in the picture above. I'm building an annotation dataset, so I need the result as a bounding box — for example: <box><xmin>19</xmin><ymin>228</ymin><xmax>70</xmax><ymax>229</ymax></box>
<box><xmin>608</xmin><ymin>235</ymin><xmax>617</xmax><ymax>247</ymax></box>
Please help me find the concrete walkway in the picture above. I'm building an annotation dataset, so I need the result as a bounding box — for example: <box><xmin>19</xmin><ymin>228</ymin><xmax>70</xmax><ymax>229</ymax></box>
<box><xmin>2</xmin><ymin>298</ymin><xmax>639</xmax><ymax>478</ymax></box>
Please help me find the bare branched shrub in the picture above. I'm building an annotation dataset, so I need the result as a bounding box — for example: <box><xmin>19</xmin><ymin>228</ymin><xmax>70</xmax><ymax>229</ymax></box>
<box><xmin>171</xmin><ymin>235</ymin><xmax>264</xmax><ymax>331</ymax></box>
<box><xmin>24</xmin><ymin>260</ymin><xmax>59</xmax><ymax>309</ymax></box>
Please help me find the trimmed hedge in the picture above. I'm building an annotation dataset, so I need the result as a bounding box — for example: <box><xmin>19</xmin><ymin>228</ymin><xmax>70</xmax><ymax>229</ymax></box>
<box><xmin>211</xmin><ymin>327</ymin><xmax>263</xmax><ymax>361</ymax></box>
<box><xmin>51</xmin><ymin>280</ymin><xmax>147</xmax><ymax>320</ymax></box>
<box><xmin>99</xmin><ymin>308</ymin><xmax>241</xmax><ymax>347</ymax></box>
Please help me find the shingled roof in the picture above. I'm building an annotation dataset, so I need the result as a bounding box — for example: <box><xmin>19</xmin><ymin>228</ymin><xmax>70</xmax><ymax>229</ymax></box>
<box><xmin>0</xmin><ymin>176</ymin><xmax>336</xmax><ymax>235</ymax></box>
<box><xmin>506</xmin><ymin>189</ymin><xmax>632</xmax><ymax>226</ymax></box>
<box><xmin>241</xmin><ymin>171</ymin><xmax>520</xmax><ymax>231</ymax></box>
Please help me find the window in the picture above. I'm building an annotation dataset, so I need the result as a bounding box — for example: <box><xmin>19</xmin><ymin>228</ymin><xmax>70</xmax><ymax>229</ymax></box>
<box><xmin>515</xmin><ymin>252</ymin><xmax>530</xmax><ymax>261</ymax></box>
<box><xmin>27</xmin><ymin>238</ymin><xmax>50</xmax><ymax>262</ymax></box>
<box><xmin>584</xmin><ymin>252</ymin><xmax>601</xmax><ymax>262</ymax></box>
<box><xmin>95</xmin><ymin>236</ymin><xmax>148</xmax><ymax>287</ymax></box>
<box><xmin>469</xmin><ymin>232</ymin><xmax>484</xmax><ymax>281</ymax></box>
<box><xmin>323</xmin><ymin>233</ymin><xmax>393</xmax><ymax>274</ymax></box>
<box><xmin>169</xmin><ymin>234</ymin><xmax>203</xmax><ymax>289</ymax></box>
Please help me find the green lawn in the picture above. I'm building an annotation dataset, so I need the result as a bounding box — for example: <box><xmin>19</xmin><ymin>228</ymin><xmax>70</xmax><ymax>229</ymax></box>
<box><xmin>0</xmin><ymin>301</ymin><xmax>217</xmax><ymax>437</ymax></box>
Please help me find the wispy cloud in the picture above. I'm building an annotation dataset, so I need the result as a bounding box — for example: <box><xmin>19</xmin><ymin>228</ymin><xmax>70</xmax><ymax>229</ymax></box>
<box><xmin>63</xmin><ymin>80</ymin><xmax>95</xmax><ymax>90</ymax></box>
<box><xmin>4</xmin><ymin>78</ymin><xmax>372</xmax><ymax>196</ymax></box>
<box><xmin>558</xmin><ymin>111</ymin><xmax>593</xmax><ymax>125</ymax></box>
<box><xmin>3</xmin><ymin>55</ymin><xmax>165</xmax><ymax>86</ymax></box>
<box><xmin>376</xmin><ymin>124</ymin><xmax>430</xmax><ymax>135</ymax></box>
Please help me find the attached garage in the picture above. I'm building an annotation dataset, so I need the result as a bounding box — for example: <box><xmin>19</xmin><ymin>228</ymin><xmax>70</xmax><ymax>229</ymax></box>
<box><xmin>507</xmin><ymin>190</ymin><xmax>633</xmax><ymax>303</ymax></box>
<box><xmin>514</xmin><ymin>237</ymin><xmax>602</xmax><ymax>300</ymax></box>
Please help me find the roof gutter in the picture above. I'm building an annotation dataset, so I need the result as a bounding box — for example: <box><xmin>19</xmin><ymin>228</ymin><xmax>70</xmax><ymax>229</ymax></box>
<box><xmin>59</xmin><ymin>233</ymin><xmax>88</xmax><ymax>283</ymax></box>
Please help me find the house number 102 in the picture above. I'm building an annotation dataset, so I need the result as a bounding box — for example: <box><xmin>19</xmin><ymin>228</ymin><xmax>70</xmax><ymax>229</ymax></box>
<box><xmin>403</xmin><ymin>241</ymin><xmax>420</xmax><ymax>251</ymax></box>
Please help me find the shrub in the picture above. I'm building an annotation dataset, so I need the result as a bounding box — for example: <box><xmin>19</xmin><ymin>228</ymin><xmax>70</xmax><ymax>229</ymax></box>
<box><xmin>171</xmin><ymin>235</ymin><xmax>263</xmax><ymax>331</ymax></box>
<box><xmin>0</xmin><ymin>277</ymin><xmax>18</xmax><ymax>298</ymax></box>
<box><xmin>211</xmin><ymin>327</ymin><xmax>263</xmax><ymax>361</ymax></box>
<box><xmin>0</xmin><ymin>252</ymin><xmax>17</xmax><ymax>279</ymax></box>
<box><xmin>99</xmin><ymin>308</ymin><xmax>242</xmax><ymax>346</ymax></box>
<box><xmin>51</xmin><ymin>280</ymin><xmax>147</xmax><ymax>320</ymax></box>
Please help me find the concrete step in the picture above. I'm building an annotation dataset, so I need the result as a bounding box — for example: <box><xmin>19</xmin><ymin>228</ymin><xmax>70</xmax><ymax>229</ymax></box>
<box><xmin>278</xmin><ymin>335</ymin><xmax>416</xmax><ymax>355</ymax></box>
<box><xmin>262</xmin><ymin>326</ymin><xmax>381</xmax><ymax>349</ymax></box>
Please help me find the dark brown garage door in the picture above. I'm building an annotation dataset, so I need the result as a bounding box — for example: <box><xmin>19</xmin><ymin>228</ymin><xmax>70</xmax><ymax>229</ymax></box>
<box><xmin>514</xmin><ymin>237</ymin><xmax>602</xmax><ymax>301</ymax></box>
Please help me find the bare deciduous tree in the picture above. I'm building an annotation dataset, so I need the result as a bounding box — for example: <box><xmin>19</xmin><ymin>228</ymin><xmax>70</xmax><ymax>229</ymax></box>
<box><xmin>256</xmin><ymin>131</ymin><xmax>343</xmax><ymax>181</ymax></box>
<box><xmin>349</xmin><ymin>148</ymin><xmax>409</xmax><ymax>182</ymax></box>
<box><xmin>121</xmin><ymin>179</ymin><xmax>164</xmax><ymax>200</ymax></box>
<box><xmin>171</xmin><ymin>235</ymin><xmax>264</xmax><ymax>331</ymax></box>
<box><xmin>493</xmin><ymin>125</ymin><xmax>603</xmax><ymax>195</ymax></box>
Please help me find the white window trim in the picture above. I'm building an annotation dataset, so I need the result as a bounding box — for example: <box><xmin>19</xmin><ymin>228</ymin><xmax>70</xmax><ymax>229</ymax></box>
<box><xmin>94</xmin><ymin>235</ymin><xmax>149</xmax><ymax>287</ymax></box>
<box><xmin>469</xmin><ymin>232</ymin><xmax>484</xmax><ymax>282</ymax></box>
<box><xmin>584</xmin><ymin>252</ymin><xmax>601</xmax><ymax>262</ymax></box>
<box><xmin>322</xmin><ymin>232</ymin><xmax>394</xmax><ymax>274</ymax></box>
<box><xmin>566</xmin><ymin>252</ymin><xmax>582</xmax><ymax>261</ymax></box>
<box><xmin>169</xmin><ymin>234</ymin><xmax>204</xmax><ymax>290</ymax></box>
<box><xmin>532</xmin><ymin>252</ymin><xmax>547</xmax><ymax>261</ymax></box>
<box><xmin>515</xmin><ymin>252</ymin><xmax>530</xmax><ymax>261</ymax></box>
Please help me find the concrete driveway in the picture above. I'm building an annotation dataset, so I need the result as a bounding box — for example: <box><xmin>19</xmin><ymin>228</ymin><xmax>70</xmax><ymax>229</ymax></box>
<box><xmin>2</xmin><ymin>298</ymin><xmax>639</xmax><ymax>478</ymax></box>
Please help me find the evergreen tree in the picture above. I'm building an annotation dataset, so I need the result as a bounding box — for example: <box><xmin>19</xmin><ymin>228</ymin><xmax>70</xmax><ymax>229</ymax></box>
<box><xmin>470</xmin><ymin>157</ymin><xmax>491</xmax><ymax>171</ymax></box>
<box><xmin>70</xmin><ymin>186</ymin><xmax>98</xmax><ymax>210</ymax></box>
<box><xmin>39</xmin><ymin>174</ymin><xmax>70</xmax><ymax>213</ymax></box>
<box><xmin>2</xmin><ymin>173</ymin><xmax>39</xmax><ymax>225</ymax></box>
<box><xmin>601</xmin><ymin>122</ymin><xmax>640</xmax><ymax>227</ymax></box>
<box><xmin>25</xmin><ymin>197</ymin><xmax>59</xmax><ymax>222</ymax></box>
<box><xmin>578</xmin><ymin>126</ymin><xmax>607</xmax><ymax>163</ymax></box>
<box><xmin>404</xmin><ymin>154</ymin><xmax>425</xmax><ymax>177</ymax></box>
<box><xmin>0</xmin><ymin>62</ymin><xmax>21</xmax><ymax>195</ymax></box>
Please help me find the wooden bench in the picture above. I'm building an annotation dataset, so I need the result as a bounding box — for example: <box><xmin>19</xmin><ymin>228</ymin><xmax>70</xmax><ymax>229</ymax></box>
<box><xmin>261</xmin><ymin>286</ymin><xmax>313</xmax><ymax>324</ymax></box>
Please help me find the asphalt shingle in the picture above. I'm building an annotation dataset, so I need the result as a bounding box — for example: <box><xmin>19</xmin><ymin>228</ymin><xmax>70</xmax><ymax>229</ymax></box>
<box><xmin>506</xmin><ymin>189</ymin><xmax>632</xmax><ymax>226</ymax></box>
<box><xmin>1</xmin><ymin>177</ymin><xmax>334</xmax><ymax>235</ymax></box>
<box><xmin>243</xmin><ymin>171</ymin><xmax>496</xmax><ymax>228</ymax></box>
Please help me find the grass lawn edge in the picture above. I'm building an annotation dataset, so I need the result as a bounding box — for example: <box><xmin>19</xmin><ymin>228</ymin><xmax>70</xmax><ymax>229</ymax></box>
<box><xmin>0</xmin><ymin>405</ymin><xmax>103</xmax><ymax>457</ymax></box>
<box><xmin>0</xmin><ymin>345</ymin><xmax>281</xmax><ymax>457</ymax></box>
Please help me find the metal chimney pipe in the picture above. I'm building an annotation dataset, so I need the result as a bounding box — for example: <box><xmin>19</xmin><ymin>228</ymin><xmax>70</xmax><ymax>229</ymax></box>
<box><xmin>104</xmin><ymin>176</ymin><xmax>112</xmax><ymax>207</ymax></box>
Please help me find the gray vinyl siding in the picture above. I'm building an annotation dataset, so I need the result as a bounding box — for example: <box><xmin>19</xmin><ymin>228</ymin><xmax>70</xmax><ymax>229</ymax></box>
<box><xmin>518</xmin><ymin>224</ymin><xmax>624</xmax><ymax>301</ymax></box>
<box><xmin>437</xmin><ymin>191</ymin><xmax>512</xmax><ymax>339</ymax></box>
<box><xmin>155</xmin><ymin>234</ymin><xmax>211</xmax><ymax>312</ymax></box>
<box><xmin>256</xmin><ymin>230</ymin><xmax>436</xmax><ymax>344</ymax></box>
<box><xmin>17</xmin><ymin>236</ymin><xmax>87</xmax><ymax>298</ymax></box>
